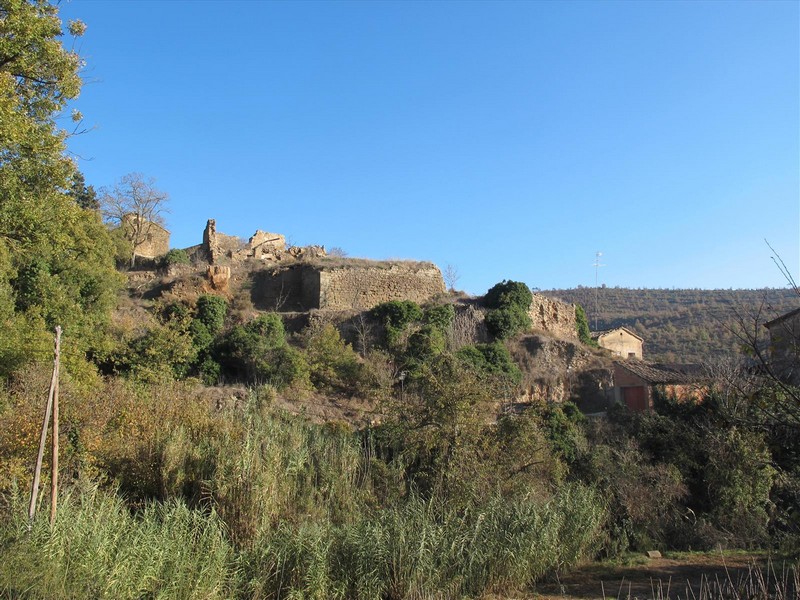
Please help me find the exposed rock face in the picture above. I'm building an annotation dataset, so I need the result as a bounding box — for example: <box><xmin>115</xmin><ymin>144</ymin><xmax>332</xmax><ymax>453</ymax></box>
<box><xmin>511</xmin><ymin>334</ymin><xmax>613</xmax><ymax>409</ymax></box>
<box><xmin>206</xmin><ymin>265</ymin><xmax>231</xmax><ymax>291</ymax></box>
<box><xmin>528</xmin><ymin>293</ymin><xmax>577</xmax><ymax>339</ymax></box>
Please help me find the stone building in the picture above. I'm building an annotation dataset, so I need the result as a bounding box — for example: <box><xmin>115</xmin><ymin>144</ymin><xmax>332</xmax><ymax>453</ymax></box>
<box><xmin>764</xmin><ymin>307</ymin><xmax>800</xmax><ymax>384</ymax></box>
<box><xmin>612</xmin><ymin>360</ymin><xmax>706</xmax><ymax>412</ymax></box>
<box><xmin>592</xmin><ymin>327</ymin><xmax>643</xmax><ymax>359</ymax></box>
<box><xmin>121</xmin><ymin>214</ymin><xmax>170</xmax><ymax>259</ymax></box>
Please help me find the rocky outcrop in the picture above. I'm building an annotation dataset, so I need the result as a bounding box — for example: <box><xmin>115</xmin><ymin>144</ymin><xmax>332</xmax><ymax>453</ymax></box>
<box><xmin>206</xmin><ymin>265</ymin><xmax>231</xmax><ymax>291</ymax></box>
<box><xmin>528</xmin><ymin>293</ymin><xmax>577</xmax><ymax>339</ymax></box>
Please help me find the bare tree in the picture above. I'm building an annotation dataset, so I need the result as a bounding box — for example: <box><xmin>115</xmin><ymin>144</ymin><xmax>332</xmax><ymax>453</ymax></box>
<box><xmin>443</xmin><ymin>263</ymin><xmax>460</xmax><ymax>292</ymax></box>
<box><xmin>100</xmin><ymin>173</ymin><xmax>169</xmax><ymax>267</ymax></box>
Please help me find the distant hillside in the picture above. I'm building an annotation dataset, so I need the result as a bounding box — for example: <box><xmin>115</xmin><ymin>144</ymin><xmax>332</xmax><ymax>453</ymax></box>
<box><xmin>541</xmin><ymin>287</ymin><xmax>798</xmax><ymax>363</ymax></box>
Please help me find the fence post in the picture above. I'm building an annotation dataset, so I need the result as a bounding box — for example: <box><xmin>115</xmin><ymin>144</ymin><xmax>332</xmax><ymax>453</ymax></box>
<box><xmin>27</xmin><ymin>326</ymin><xmax>61</xmax><ymax>522</ymax></box>
<box><xmin>50</xmin><ymin>326</ymin><xmax>62</xmax><ymax>525</ymax></box>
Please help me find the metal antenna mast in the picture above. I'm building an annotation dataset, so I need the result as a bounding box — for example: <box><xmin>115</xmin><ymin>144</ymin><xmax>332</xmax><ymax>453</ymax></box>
<box><xmin>592</xmin><ymin>251</ymin><xmax>605</xmax><ymax>331</ymax></box>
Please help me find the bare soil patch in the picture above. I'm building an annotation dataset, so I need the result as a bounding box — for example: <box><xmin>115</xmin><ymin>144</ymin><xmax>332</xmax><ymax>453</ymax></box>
<box><xmin>507</xmin><ymin>552</ymin><xmax>797</xmax><ymax>600</ymax></box>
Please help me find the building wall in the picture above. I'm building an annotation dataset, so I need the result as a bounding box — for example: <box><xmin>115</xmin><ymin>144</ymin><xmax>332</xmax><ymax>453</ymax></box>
<box><xmin>121</xmin><ymin>214</ymin><xmax>170</xmax><ymax>258</ymax></box>
<box><xmin>612</xmin><ymin>363</ymin><xmax>653</xmax><ymax>411</ymax></box>
<box><xmin>251</xmin><ymin>266</ymin><xmax>320</xmax><ymax>311</ymax></box>
<box><xmin>767</xmin><ymin>311</ymin><xmax>800</xmax><ymax>384</ymax></box>
<box><xmin>249</xmin><ymin>261</ymin><xmax>445</xmax><ymax>312</ymax></box>
<box><xmin>598</xmin><ymin>329</ymin><xmax>643</xmax><ymax>359</ymax></box>
<box><xmin>318</xmin><ymin>262</ymin><xmax>446</xmax><ymax>310</ymax></box>
<box><xmin>528</xmin><ymin>294</ymin><xmax>577</xmax><ymax>339</ymax></box>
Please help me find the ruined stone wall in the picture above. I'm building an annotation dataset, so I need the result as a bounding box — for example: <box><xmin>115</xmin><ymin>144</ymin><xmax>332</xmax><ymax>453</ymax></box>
<box><xmin>122</xmin><ymin>214</ymin><xmax>170</xmax><ymax>258</ymax></box>
<box><xmin>248</xmin><ymin>261</ymin><xmax>444</xmax><ymax>312</ymax></box>
<box><xmin>203</xmin><ymin>219</ymin><xmax>287</xmax><ymax>264</ymax></box>
<box><xmin>251</xmin><ymin>266</ymin><xmax>319</xmax><ymax>312</ymax></box>
<box><xmin>318</xmin><ymin>261</ymin><xmax>446</xmax><ymax>310</ymax></box>
<box><xmin>528</xmin><ymin>293</ymin><xmax>577</xmax><ymax>339</ymax></box>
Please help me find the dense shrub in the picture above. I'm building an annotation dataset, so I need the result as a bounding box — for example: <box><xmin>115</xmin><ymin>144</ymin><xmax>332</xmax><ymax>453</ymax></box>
<box><xmin>484</xmin><ymin>305</ymin><xmax>531</xmax><ymax>339</ymax></box>
<box><xmin>120</xmin><ymin>322</ymin><xmax>197</xmax><ymax>382</ymax></box>
<box><xmin>195</xmin><ymin>294</ymin><xmax>228</xmax><ymax>336</ymax></box>
<box><xmin>484</xmin><ymin>280</ymin><xmax>532</xmax><ymax>311</ymax></box>
<box><xmin>456</xmin><ymin>342</ymin><xmax>522</xmax><ymax>384</ymax></box>
<box><xmin>371</xmin><ymin>300</ymin><xmax>423</xmax><ymax>347</ymax></box>
<box><xmin>422</xmin><ymin>303</ymin><xmax>455</xmax><ymax>332</ymax></box>
<box><xmin>304</xmin><ymin>323</ymin><xmax>362</xmax><ymax>393</ymax></box>
<box><xmin>406</xmin><ymin>325</ymin><xmax>447</xmax><ymax>363</ymax></box>
<box><xmin>482</xmin><ymin>280</ymin><xmax>533</xmax><ymax>340</ymax></box>
<box><xmin>160</xmin><ymin>248</ymin><xmax>190</xmax><ymax>267</ymax></box>
<box><xmin>214</xmin><ymin>313</ymin><xmax>308</xmax><ymax>386</ymax></box>
<box><xmin>371</xmin><ymin>300</ymin><xmax>423</xmax><ymax>331</ymax></box>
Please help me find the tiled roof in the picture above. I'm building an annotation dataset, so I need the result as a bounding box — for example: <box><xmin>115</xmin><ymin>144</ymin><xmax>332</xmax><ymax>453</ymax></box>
<box><xmin>615</xmin><ymin>360</ymin><xmax>704</xmax><ymax>384</ymax></box>
<box><xmin>764</xmin><ymin>307</ymin><xmax>800</xmax><ymax>329</ymax></box>
<box><xmin>591</xmin><ymin>326</ymin><xmax>644</xmax><ymax>342</ymax></box>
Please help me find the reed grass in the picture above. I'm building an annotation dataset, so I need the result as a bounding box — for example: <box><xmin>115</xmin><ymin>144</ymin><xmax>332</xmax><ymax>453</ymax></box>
<box><xmin>241</xmin><ymin>483</ymin><xmax>605</xmax><ymax>599</ymax></box>
<box><xmin>0</xmin><ymin>484</ymin><xmax>235</xmax><ymax>599</ymax></box>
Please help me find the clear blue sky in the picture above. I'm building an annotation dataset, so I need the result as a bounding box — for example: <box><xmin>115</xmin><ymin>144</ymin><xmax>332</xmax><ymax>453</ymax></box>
<box><xmin>60</xmin><ymin>0</ymin><xmax>799</xmax><ymax>295</ymax></box>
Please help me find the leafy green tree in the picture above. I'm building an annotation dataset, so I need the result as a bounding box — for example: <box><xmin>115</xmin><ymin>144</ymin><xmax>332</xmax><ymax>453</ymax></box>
<box><xmin>372</xmin><ymin>300</ymin><xmax>423</xmax><ymax>347</ymax></box>
<box><xmin>303</xmin><ymin>322</ymin><xmax>361</xmax><ymax>393</ymax></box>
<box><xmin>123</xmin><ymin>322</ymin><xmax>197</xmax><ymax>382</ymax></box>
<box><xmin>456</xmin><ymin>342</ymin><xmax>522</xmax><ymax>384</ymax></box>
<box><xmin>0</xmin><ymin>0</ymin><xmax>120</xmax><ymax>378</ymax></box>
<box><xmin>161</xmin><ymin>248</ymin><xmax>189</xmax><ymax>267</ymax></box>
<box><xmin>575</xmin><ymin>304</ymin><xmax>596</xmax><ymax>346</ymax></box>
<box><xmin>421</xmin><ymin>304</ymin><xmax>455</xmax><ymax>332</ymax></box>
<box><xmin>406</xmin><ymin>325</ymin><xmax>446</xmax><ymax>363</ymax></box>
<box><xmin>68</xmin><ymin>171</ymin><xmax>99</xmax><ymax>210</ymax></box>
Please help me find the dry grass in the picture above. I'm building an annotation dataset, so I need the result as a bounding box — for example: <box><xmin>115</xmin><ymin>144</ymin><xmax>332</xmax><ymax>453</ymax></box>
<box><xmin>529</xmin><ymin>552</ymin><xmax>798</xmax><ymax>600</ymax></box>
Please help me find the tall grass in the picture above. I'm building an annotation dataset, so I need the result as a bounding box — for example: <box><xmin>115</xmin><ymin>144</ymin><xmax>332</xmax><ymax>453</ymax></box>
<box><xmin>0</xmin><ymin>385</ymin><xmax>608</xmax><ymax>599</ymax></box>
<box><xmin>242</xmin><ymin>483</ymin><xmax>606</xmax><ymax>599</ymax></box>
<box><xmin>0</xmin><ymin>484</ymin><xmax>234</xmax><ymax>599</ymax></box>
<box><xmin>159</xmin><ymin>388</ymin><xmax>372</xmax><ymax>545</ymax></box>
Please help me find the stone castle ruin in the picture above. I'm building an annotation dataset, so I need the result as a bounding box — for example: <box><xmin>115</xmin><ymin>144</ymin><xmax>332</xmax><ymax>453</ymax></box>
<box><xmin>175</xmin><ymin>219</ymin><xmax>577</xmax><ymax>338</ymax></box>
<box><xmin>190</xmin><ymin>220</ymin><xmax>446</xmax><ymax>311</ymax></box>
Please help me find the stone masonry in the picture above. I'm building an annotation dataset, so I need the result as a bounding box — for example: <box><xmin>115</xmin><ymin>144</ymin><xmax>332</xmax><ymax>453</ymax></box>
<box><xmin>252</xmin><ymin>261</ymin><xmax>446</xmax><ymax>311</ymax></box>
<box><xmin>203</xmin><ymin>219</ymin><xmax>288</xmax><ymax>264</ymax></box>
<box><xmin>317</xmin><ymin>262</ymin><xmax>446</xmax><ymax>310</ymax></box>
<box><xmin>528</xmin><ymin>293</ymin><xmax>577</xmax><ymax>339</ymax></box>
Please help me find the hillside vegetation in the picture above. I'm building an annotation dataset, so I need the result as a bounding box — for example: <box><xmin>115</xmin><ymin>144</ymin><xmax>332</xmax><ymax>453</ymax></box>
<box><xmin>543</xmin><ymin>287</ymin><xmax>798</xmax><ymax>363</ymax></box>
<box><xmin>0</xmin><ymin>3</ymin><xmax>798</xmax><ymax>598</ymax></box>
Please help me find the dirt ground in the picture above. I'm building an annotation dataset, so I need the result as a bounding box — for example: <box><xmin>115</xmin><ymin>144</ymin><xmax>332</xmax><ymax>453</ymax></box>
<box><xmin>500</xmin><ymin>552</ymin><xmax>798</xmax><ymax>600</ymax></box>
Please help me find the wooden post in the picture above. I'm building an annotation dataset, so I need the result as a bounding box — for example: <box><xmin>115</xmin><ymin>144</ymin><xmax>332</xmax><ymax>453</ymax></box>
<box><xmin>49</xmin><ymin>326</ymin><xmax>62</xmax><ymax>525</ymax></box>
<box><xmin>27</xmin><ymin>326</ymin><xmax>61</xmax><ymax>522</ymax></box>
